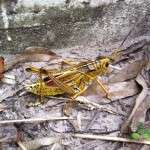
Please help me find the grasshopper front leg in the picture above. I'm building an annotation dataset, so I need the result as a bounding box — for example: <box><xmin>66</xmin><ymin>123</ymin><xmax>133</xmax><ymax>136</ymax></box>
<box><xmin>95</xmin><ymin>79</ymin><xmax>112</xmax><ymax>100</ymax></box>
<box><xmin>63</xmin><ymin>86</ymin><xmax>88</xmax><ymax>115</ymax></box>
<box><xmin>75</xmin><ymin>71</ymin><xmax>112</xmax><ymax>100</ymax></box>
<box><xmin>46</xmin><ymin>71</ymin><xmax>77</xmax><ymax>115</ymax></box>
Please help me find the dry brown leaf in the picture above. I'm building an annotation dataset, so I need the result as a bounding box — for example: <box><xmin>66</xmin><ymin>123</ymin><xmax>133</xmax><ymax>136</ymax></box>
<box><xmin>0</xmin><ymin>57</ymin><xmax>4</xmax><ymax>80</ymax></box>
<box><xmin>117</xmin><ymin>39</ymin><xmax>147</xmax><ymax>61</ymax></box>
<box><xmin>121</xmin><ymin>73</ymin><xmax>148</xmax><ymax>133</ymax></box>
<box><xmin>0</xmin><ymin>125</ymin><xmax>17</xmax><ymax>143</ymax></box>
<box><xmin>129</xmin><ymin>51</ymin><xmax>150</xmax><ymax>131</ymax></box>
<box><xmin>130</xmin><ymin>95</ymin><xmax>150</xmax><ymax>131</ymax></box>
<box><xmin>23</xmin><ymin>47</ymin><xmax>57</xmax><ymax>55</ymax></box>
<box><xmin>0</xmin><ymin>103</ymin><xmax>7</xmax><ymax>112</ymax></box>
<box><xmin>84</xmin><ymin>80</ymin><xmax>139</xmax><ymax>102</ymax></box>
<box><xmin>108</xmin><ymin>80</ymin><xmax>139</xmax><ymax>101</ymax></box>
<box><xmin>109</xmin><ymin>60</ymin><xmax>145</xmax><ymax>83</ymax></box>
<box><xmin>5</xmin><ymin>47</ymin><xmax>59</xmax><ymax>72</ymax></box>
<box><xmin>21</xmin><ymin>137</ymin><xmax>60</xmax><ymax>150</ymax></box>
<box><xmin>121</xmin><ymin>51</ymin><xmax>149</xmax><ymax>133</ymax></box>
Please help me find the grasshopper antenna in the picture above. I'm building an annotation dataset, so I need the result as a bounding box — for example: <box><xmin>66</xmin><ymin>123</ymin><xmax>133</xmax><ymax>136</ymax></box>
<box><xmin>111</xmin><ymin>16</ymin><xmax>145</xmax><ymax>61</ymax></box>
<box><xmin>118</xmin><ymin>16</ymin><xmax>144</xmax><ymax>50</ymax></box>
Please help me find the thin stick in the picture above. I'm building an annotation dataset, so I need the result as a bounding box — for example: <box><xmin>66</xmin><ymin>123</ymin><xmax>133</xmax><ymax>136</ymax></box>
<box><xmin>48</xmin><ymin>96</ymin><xmax>121</xmax><ymax>115</ymax></box>
<box><xmin>0</xmin><ymin>117</ymin><xmax>73</xmax><ymax>124</ymax></box>
<box><xmin>17</xmin><ymin>141</ymin><xmax>27</xmax><ymax>150</ymax></box>
<box><xmin>74</xmin><ymin>133</ymin><xmax>150</xmax><ymax>145</ymax></box>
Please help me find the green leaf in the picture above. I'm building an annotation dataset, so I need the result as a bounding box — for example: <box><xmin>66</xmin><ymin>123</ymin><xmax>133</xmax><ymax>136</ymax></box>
<box><xmin>130</xmin><ymin>133</ymin><xmax>141</xmax><ymax>140</ymax></box>
<box><xmin>130</xmin><ymin>122</ymin><xmax>150</xmax><ymax>140</ymax></box>
<box><xmin>143</xmin><ymin>133</ymin><xmax>150</xmax><ymax>139</ymax></box>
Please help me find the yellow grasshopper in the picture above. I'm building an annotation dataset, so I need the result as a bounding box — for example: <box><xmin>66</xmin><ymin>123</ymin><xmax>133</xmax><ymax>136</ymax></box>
<box><xmin>25</xmin><ymin>53</ymin><xmax>119</xmax><ymax>114</ymax></box>
<box><xmin>25</xmin><ymin>20</ymin><xmax>139</xmax><ymax>114</ymax></box>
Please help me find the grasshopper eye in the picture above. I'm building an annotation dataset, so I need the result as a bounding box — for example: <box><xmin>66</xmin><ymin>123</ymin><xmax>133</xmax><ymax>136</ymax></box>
<box><xmin>26</xmin><ymin>68</ymin><xmax>32</xmax><ymax>72</ymax></box>
<box><xmin>105</xmin><ymin>62</ymin><xmax>109</xmax><ymax>67</ymax></box>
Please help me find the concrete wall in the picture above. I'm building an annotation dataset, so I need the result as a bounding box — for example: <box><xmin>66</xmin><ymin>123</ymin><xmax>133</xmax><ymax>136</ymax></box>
<box><xmin>0</xmin><ymin>0</ymin><xmax>150</xmax><ymax>53</ymax></box>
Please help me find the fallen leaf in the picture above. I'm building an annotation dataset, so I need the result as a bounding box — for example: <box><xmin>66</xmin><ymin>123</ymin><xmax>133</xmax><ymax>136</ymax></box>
<box><xmin>23</xmin><ymin>46</ymin><xmax>57</xmax><ymax>56</ymax></box>
<box><xmin>108</xmin><ymin>80</ymin><xmax>139</xmax><ymax>101</ymax></box>
<box><xmin>0</xmin><ymin>125</ymin><xmax>17</xmax><ymax>142</ymax></box>
<box><xmin>0</xmin><ymin>84</ymin><xmax>23</xmax><ymax>102</ymax></box>
<box><xmin>121</xmin><ymin>73</ymin><xmax>148</xmax><ymax>133</ymax></box>
<box><xmin>21</xmin><ymin>137</ymin><xmax>60</xmax><ymax>150</ymax></box>
<box><xmin>130</xmin><ymin>96</ymin><xmax>150</xmax><ymax>132</ymax></box>
<box><xmin>0</xmin><ymin>57</ymin><xmax>4</xmax><ymax>80</ymax></box>
<box><xmin>116</xmin><ymin>39</ymin><xmax>147</xmax><ymax>63</ymax></box>
<box><xmin>0</xmin><ymin>103</ymin><xmax>7</xmax><ymax>112</ymax></box>
<box><xmin>84</xmin><ymin>79</ymin><xmax>139</xmax><ymax>102</ymax></box>
<box><xmin>121</xmin><ymin>51</ymin><xmax>150</xmax><ymax>133</ymax></box>
<box><xmin>109</xmin><ymin>60</ymin><xmax>145</xmax><ymax>83</ymax></box>
<box><xmin>5</xmin><ymin>47</ymin><xmax>59</xmax><ymax>72</ymax></box>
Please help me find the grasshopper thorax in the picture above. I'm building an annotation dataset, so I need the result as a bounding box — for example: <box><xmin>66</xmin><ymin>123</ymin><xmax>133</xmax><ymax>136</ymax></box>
<box><xmin>87</xmin><ymin>56</ymin><xmax>112</xmax><ymax>76</ymax></box>
<box><xmin>82</xmin><ymin>56</ymin><xmax>111</xmax><ymax>77</ymax></box>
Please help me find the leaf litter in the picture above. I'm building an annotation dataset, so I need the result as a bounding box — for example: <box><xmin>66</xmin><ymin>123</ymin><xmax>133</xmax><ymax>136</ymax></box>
<box><xmin>0</xmin><ymin>40</ymin><xmax>149</xmax><ymax>150</ymax></box>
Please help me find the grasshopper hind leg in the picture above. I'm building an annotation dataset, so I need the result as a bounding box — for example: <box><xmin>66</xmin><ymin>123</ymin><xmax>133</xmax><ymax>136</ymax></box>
<box><xmin>27</xmin><ymin>70</ymin><xmax>45</xmax><ymax>107</ymax></box>
<box><xmin>29</xmin><ymin>91</ymin><xmax>44</xmax><ymax>107</ymax></box>
<box><xmin>63</xmin><ymin>81</ymin><xmax>87</xmax><ymax>116</ymax></box>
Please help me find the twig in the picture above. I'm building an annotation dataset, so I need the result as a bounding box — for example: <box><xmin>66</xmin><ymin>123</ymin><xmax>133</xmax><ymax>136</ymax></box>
<box><xmin>0</xmin><ymin>117</ymin><xmax>73</xmax><ymax>124</ymax></box>
<box><xmin>49</xmin><ymin>96</ymin><xmax>121</xmax><ymax>115</ymax></box>
<box><xmin>0</xmin><ymin>137</ymin><xmax>9</xmax><ymax>143</ymax></box>
<box><xmin>73</xmin><ymin>133</ymin><xmax>150</xmax><ymax>145</ymax></box>
<box><xmin>17</xmin><ymin>141</ymin><xmax>27</xmax><ymax>150</ymax></box>
<box><xmin>76</xmin><ymin>96</ymin><xmax>121</xmax><ymax>115</ymax></box>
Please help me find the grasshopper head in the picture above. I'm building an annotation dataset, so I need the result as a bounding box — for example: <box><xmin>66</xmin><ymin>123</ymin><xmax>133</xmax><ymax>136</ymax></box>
<box><xmin>96</xmin><ymin>56</ymin><xmax>112</xmax><ymax>66</ymax></box>
<box><xmin>96</xmin><ymin>56</ymin><xmax>121</xmax><ymax>72</ymax></box>
<box><xmin>95</xmin><ymin>56</ymin><xmax>112</xmax><ymax>74</ymax></box>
